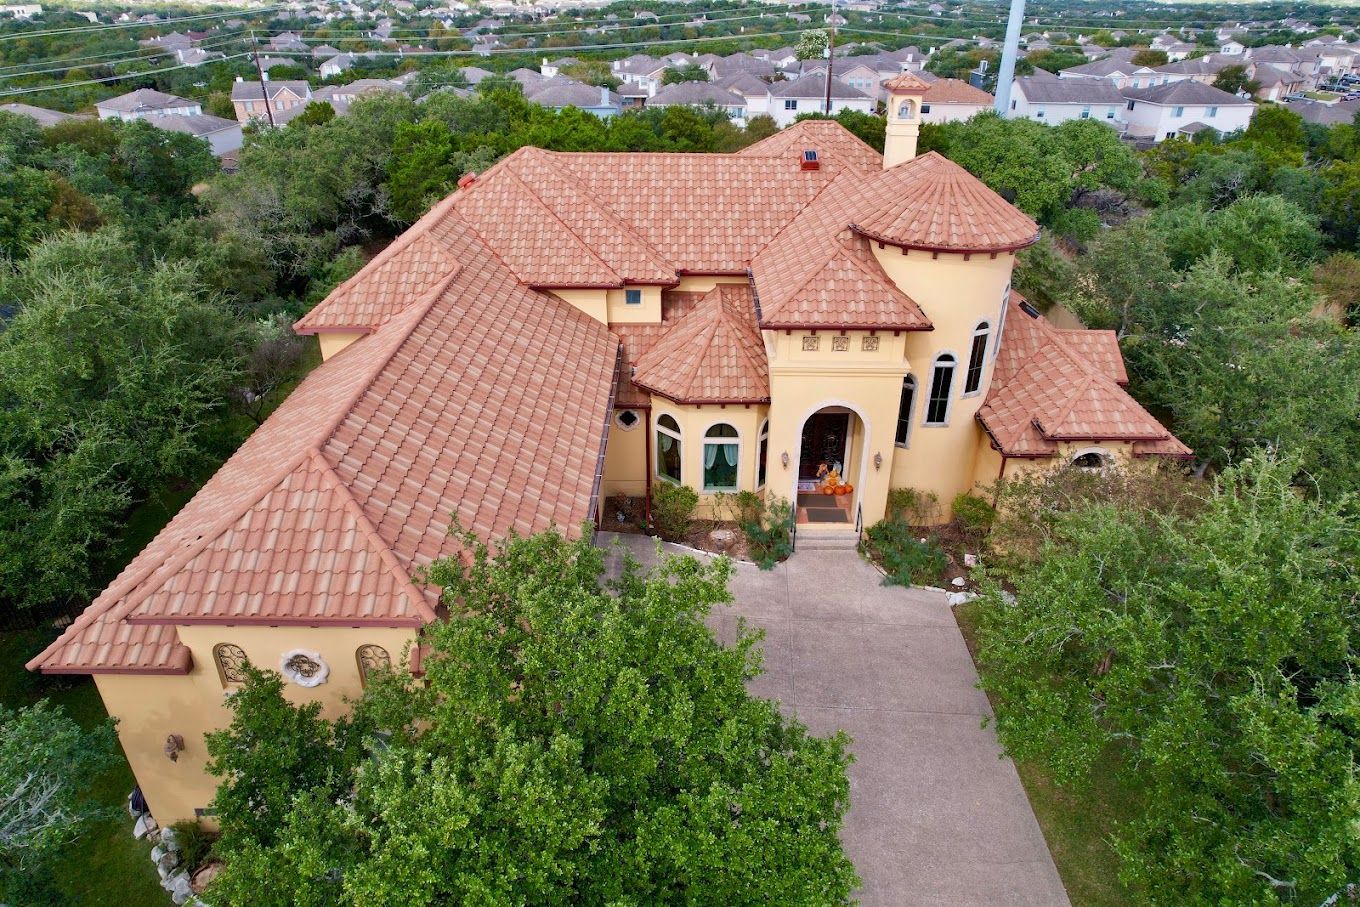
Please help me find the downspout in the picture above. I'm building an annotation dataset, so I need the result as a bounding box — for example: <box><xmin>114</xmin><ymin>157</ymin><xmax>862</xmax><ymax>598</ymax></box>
<box><xmin>644</xmin><ymin>412</ymin><xmax>653</xmax><ymax>529</ymax></box>
<box><xmin>588</xmin><ymin>343</ymin><xmax>623</xmax><ymax>538</ymax></box>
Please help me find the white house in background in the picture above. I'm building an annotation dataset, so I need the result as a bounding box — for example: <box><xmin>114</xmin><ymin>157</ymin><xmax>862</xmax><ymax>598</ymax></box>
<box><xmin>143</xmin><ymin>113</ymin><xmax>243</xmax><ymax>156</ymax></box>
<box><xmin>1009</xmin><ymin>75</ymin><xmax>1126</xmax><ymax>127</ymax></box>
<box><xmin>95</xmin><ymin>88</ymin><xmax>201</xmax><ymax>121</ymax></box>
<box><xmin>717</xmin><ymin>72</ymin><xmax>772</xmax><ymax>117</ymax></box>
<box><xmin>1220</xmin><ymin>40</ymin><xmax>1246</xmax><ymax>56</ymax></box>
<box><xmin>1060</xmin><ymin>53</ymin><xmax>1165</xmax><ymax>90</ymax></box>
<box><xmin>917</xmin><ymin>77</ymin><xmax>993</xmax><ymax>123</ymax></box>
<box><xmin>1121</xmin><ymin>80</ymin><xmax>1254</xmax><ymax>142</ymax></box>
<box><xmin>320</xmin><ymin>53</ymin><xmax>356</xmax><ymax>78</ymax></box>
<box><xmin>0</xmin><ymin>4</ymin><xmax>42</xmax><ymax>19</ymax></box>
<box><xmin>766</xmin><ymin>73</ymin><xmax>874</xmax><ymax>127</ymax></box>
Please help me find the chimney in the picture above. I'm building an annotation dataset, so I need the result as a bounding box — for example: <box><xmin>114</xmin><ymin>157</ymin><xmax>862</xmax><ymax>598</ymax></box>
<box><xmin>883</xmin><ymin>73</ymin><xmax>928</xmax><ymax>168</ymax></box>
<box><xmin>600</xmin><ymin>85</ymin><xmax>610</xmax><ymax>107</ymax></box>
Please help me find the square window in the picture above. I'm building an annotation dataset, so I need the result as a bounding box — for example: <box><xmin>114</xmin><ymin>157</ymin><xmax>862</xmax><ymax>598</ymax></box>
<box><xmin>624</xmin><ymin>288</ymin><xmax>642</xmax><ymax>305</ymax></box>
<box><xmin>1207</xmin><ymin>105</ymin><xmax>1218</xmax><ymax>117</ymax></box>
<box><xmin>921</xmin><ymin>103</ymin><xmax>931</xmax><ymax>113</ymax></box>
<box><xmin>1081</xmin><ymin>106</ymin><xmax>1091</xmax><ymax>118</ymax></box>
<box><xmin>1173</xmin><ymin>106</ymin><xmax>1184</xmax><ymax>116</ymax></box>
<box><xmin>784</xmin><ymin>99</ymin><xmax>797</xmax><ymax>110</ymax></box>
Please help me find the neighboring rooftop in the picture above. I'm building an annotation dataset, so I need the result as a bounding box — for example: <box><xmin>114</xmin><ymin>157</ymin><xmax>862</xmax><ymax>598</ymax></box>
<box><xmin>94</xmin><ymin>88</ymin><xmax>194</xmax><ymax>113</ymax></box>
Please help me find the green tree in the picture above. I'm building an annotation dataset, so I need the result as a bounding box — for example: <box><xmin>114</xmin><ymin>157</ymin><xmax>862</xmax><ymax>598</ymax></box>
<box><xmin>0</xmin><ymin>701</ymin><xmax>120</xmax><ymax>903</ymax></box>
<box><xmin>206</xmin><ymin>531</ymin><xmax>857</xmax><ymax>905</ymax></box>
<box><xmin>1130</xmin><ymin>48</ymin><xmax>1169</xmax><ymax>67</ymax></box>
<box><xmin>975</xmin><ymin>455</ymin><xmax>1360</xmax><ymax>903</ymax></box>
<box><xmin>1212</xmin><ymin>63</ymin><xmax>1260</xmax><ymax>96</ymax></box>
<box><xmin>0</xmin><ymin>230</ymin><xmax>246</xmax><ymax>609</ymax></box>
<box><xmin>795</xmin><ymin>28</ymin><xmax>828</xmax><ymax>61</ymax></box>
<box><xmin>289</xmin><ymin>101</ymin><xmax>336</xmax><ymax>127</ymax></box>
<box><xmin>661</xmin><ymin>61</ymin><xmax>710</xmax><ymax>84</ymax></box>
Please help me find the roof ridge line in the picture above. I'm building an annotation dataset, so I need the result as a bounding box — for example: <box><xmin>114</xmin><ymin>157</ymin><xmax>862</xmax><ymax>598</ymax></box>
<box><xmin>306</xmin><ymin>449</ymin><xmax>439</xmax><ymax>623</ymax></box>
<box><xmin>531</xmin><ymin>150</ymin><xmax>675</xmax><ymax>278</ymax></box>
<box><xmin>748</xmin><ymin>165</ymin><xmax>863</xmax><ymax>265</ymax></box>
<box><xmin>500</xmin><ymin>155</ymin><xmax>622</xmax><ymax>284</ymax></box>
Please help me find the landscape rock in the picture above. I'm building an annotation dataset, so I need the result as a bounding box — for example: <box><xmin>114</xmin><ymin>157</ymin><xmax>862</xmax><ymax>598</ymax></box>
<box><xmin>950</xmin><ymin>577</ymin><xmax>966</xmax><ymax>587</ymax></box>
<box><xmin>163</xmin><ymin>869</ymin><xmax>193</xmax><ymax>904</ymax></box>
<box><xmin>963</xmin><ymin>553</ymin><xmax>978</xmax><ymax>567</ymax></box>
<box><xmin>133</xmin><ymin>813</ymin><xmax>158</xmax><ymax>839</ymax></box>
<box><xmin>192</xmin><ymin>861</ymin><xmax>223</xmax><ymax>894</ymax></box>
<box><xmin>947</xmin><ymin>591</ymin><xmax>978</xmax><ymax>606</ymax></box>
<box><xmin>160</xmin><ymin>826</ymin><xmax>180</xmax><ymax>851</ymax></box>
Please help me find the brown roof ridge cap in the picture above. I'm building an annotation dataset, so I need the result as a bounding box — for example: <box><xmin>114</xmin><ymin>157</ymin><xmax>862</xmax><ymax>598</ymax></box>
<box><xmin>305</xmin><ymin>449</ymin><xmax>439</xmax><ymax>623</ymax></box>
<box><xmin>519</xmin><ymin>148</ymin><xmax>676</xmax><ymax>279</ymax></box>
<box><xmin>498</xmin><ymin>156</ymin><xmax>623</xmax><ymax>286</ymax></box>
<box><xmin>294</xmin><ymin>192</ymin><xmax>461</xmax><ymax>334</ymax></box>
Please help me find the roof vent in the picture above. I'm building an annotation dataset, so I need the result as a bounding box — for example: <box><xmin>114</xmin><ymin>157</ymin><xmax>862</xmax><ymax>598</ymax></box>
<box><xmin>457</xmin><ymin>172</ymin><xmax>478</xmax><ymax>190</ymax></box>
<box><xmin>1019</xmin><ymin>301</ymin><xmax>1041</xmax><ymax>319</ymax></box>
<box><xmin>801</xmin><ymin>149</ymin><xmax>820</xmax><ymax>171</ymax></box>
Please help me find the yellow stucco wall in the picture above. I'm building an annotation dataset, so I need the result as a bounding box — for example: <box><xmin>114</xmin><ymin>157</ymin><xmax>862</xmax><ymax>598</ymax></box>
<box><xmin>651</xmin><ymin>399</ymin><xmax>769</xmax><ymax>516</ymax></box>
<box><xmin>605</xmin><ymin>286</ymin><xmax>662</xmax><ymax>324</ymax></box>
<box><xmin>551</xmin><ymin>288</ymin><xmax>609</xmax><ymax>324</ymax></box>
<box><xmin>601</xmin><ymin>406</ymin><xmax>649</xmax><ymax>500</ymax></box>
<box><xmin>95</xmin><ymin>623</ymin><xmax>416</xmax><ymax>827</ymax></box>
<box><xmin>874</xmin><ymin>247</ymin><xmax>1016</xmax><ymax>518</ymax></box>
<box><xmin>673</xmin><ymin>275</ymin><xmax>747</xmax><ymax>293</ymax></box>
<box><xmin>317</xmin><ymin>331</ymin><xmax>367</xmax><ymax>361</ymax></box>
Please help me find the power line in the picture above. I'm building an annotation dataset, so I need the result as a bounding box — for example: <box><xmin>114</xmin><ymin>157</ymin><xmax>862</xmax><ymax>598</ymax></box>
<box><xmin>0</xmin><ymin>52</ymin><xmax>254</xmax><ymax>97</ymax></box>
<box><xmin>0</xmin><ymin>34</ymin><xmax>247</xmax><ymax>81</ymax></box>
<box><xmin>0</xmin><ymin>6</ymin><xmax>288</xmax><ymax>43</ymax></box>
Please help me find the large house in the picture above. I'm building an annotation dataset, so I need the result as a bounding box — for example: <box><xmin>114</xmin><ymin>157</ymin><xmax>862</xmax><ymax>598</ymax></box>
<box><xmin>95</xmin><ymin>88</ymin><xmax>201</xmax><ymax>122</ymax></box>
<box><xmin>1122</xmin><ymin>80</ymin><xmax>1255</xmax><ymax>141</ymax></box>
<box><xmin>230</xmin><ymin>78</ymin><xmax>312</xmax><ymax>124</ymax></box>
<box><xmin>767</xmin><ymin>73</ymin><xmax>874</xmax><ymax>126</ymax></box>
<box><xmin>1009</xmin><ymin>74</ymin><xmax>1126</xmax><ymax>126</ymax></box>
<box><xmin>28</xmin><ymin>76</ymin><xmax>1187</xmax><ymax>828</ymax></box>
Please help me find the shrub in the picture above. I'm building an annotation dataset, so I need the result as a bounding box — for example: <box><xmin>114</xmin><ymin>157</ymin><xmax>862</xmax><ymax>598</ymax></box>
<box><xmin>951</xmin><ymin>493</ymin><xmax>996</xmax><ymax>538</ymax></box>
<box><xmin>651</xmin><ymin>481</ymin><xmax>698</xmax><ymax>542</ymax></box>
<box><xmin>886</xmin><ymin>487</ymin><xmax>940</xmax><ymax>524</ymax></box>
<box><xmin>169</xmin><ymin>819</ymin><xmax>218</xmax><ymax>873</ymax></box>
<box><xmin>864</xmin><ymin>518</ymin><xmax>947</xmax><ymax>587</ymax></box>
<box><xmin>740</xmin><ymin>495</ymin><xmax>793</xmax><ymax>570</ymax></box>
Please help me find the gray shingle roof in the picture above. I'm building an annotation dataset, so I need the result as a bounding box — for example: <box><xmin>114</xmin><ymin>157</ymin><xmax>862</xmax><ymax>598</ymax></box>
<box><xmin>1122</xmin><ymin>80</ymin><xmax>1253</xmax><ymax>106</ymax></box>
<box><xmin>95</xmin><ymin>88</ymin><xmax>194</xmax><ymax>113</ymax></box>
<box><xmin>1015</xmin><ymin>76</ymin><xmax>1124</xmax><ymax>104</ymax></box>
<box><xmin>230</xmin><ymin>80</ymin><xmax>311</xmax><ymax>102</ymax></box>
<box><xmin>0</xmin><ymin>103</ymin><xmax>79</xmax><ymax>127</ymax></box>
<box><xmin>769</xmin><ymin>73</ymin><xmax>870</xmax><ymax>100</ymax></box>
<box><xmin>526</xmin><ymin>77</ymin><xmax>619</xmax><ymax>109</ymax></box>
<box><xmin>143</xmin><ymin>113</ymin><xmax>240</xmax><ymax>137</ymax></box>
<box><xmin>648</xmin><ymin>81</ymin><xmax>746</xmax><ymax>108</ymax></box>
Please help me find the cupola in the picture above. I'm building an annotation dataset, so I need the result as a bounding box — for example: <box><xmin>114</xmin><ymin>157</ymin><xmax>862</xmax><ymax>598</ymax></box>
<box><xmin>882</xmin><ymin>71</ymin><xmax>930</xmax><ymax>169</ymax></box>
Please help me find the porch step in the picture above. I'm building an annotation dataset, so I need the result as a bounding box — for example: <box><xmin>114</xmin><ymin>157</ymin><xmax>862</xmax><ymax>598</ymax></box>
<box><xmin>795</xmin><ymin>531</ymin><xmax>860</xmax><ymax>551</ymax></box>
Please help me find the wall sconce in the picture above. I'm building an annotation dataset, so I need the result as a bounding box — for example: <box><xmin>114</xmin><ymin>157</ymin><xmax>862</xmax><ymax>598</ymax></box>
<box><xmin>780</xmin><ymin>451</ymin><xmax>790</xmax><ymax>469</ymax></box>
<box><xmin>164</xmin><ymin>734</ymin><xmax>185</xmax><ymax>763</ymax></box>
<box><xmin>874</xmin><ymin>452</ymin><xmax>883</xmax><ymax>471</ymax></box>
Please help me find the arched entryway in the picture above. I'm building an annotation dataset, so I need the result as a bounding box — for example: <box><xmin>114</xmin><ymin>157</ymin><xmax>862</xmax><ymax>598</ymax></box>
<box><xmin>793</xmin><ymin>404</ymin><xmax>867</xmax><ymax>526</ymax></box>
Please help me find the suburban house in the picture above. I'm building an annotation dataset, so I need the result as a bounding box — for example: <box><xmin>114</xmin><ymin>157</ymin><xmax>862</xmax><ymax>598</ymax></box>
<box><xmin>646</xmin><ymin>80</ymin><xmax>747</xmax><ymax>123</ymax></box>
<box><xmin>1059</xmin><ymin>53</ymin><xmax>1164</xmax><ymax>89</ymax></box>
<box><xmin>143</xmin><ymin>113</ymin><xmax>243</xmax><ymax>156</ymax></box>
<box><xmin>0</xmin><ymin>102</ymin><xmax>82</xmax><ymax>127</ymax></box>
<box><xmin>916</xmin><ymin>77</ymin><xmax>994</xmax><ymax>123</ymax></box>
<box><xmin>525</xmin><ymin>78</ymin><xmax>620</xmax><ymax>117</ymax></box>
<box><xmin>717</xmin><ymin>71</ymin><xmax>773</xmax><ymax>117</ymax></box>
<box><xmin>1122</xmin><ymin>80</ymin><xmax>1255</xmax><ymax>141</ymax></box>
<box><xmin>95</xmin><ymin>88</ymin><xmax>201</xmax><ymax>122</ymax></box>
<box><xmin>1009</xmin><ymin>75</ymin><xmax>1126</xmax><ymax>126</ymax></box>
<box><xmin>27</xmin><ymin>78</ymin><xmax>1187</xmax><ymax>829</ymax></box>
<box><xmin>319</xmin><ymin>52</ymin><xmax>356</xmax><ymax>78</ymax></box>
<box><xmin>767</xmin><ymin>73</ymin><xmax>875</xmax><ymax>126</ymax></box>
<box><xmin>230</xmin><ymin>78</ymin><xmax>312</xmax><ymax>123</ymax></box>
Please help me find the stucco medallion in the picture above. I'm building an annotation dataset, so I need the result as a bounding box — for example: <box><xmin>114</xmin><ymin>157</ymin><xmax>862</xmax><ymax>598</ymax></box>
<box><xmin>280</xmin><ymin>649</ymin><xmax>330</xmax><ymax>687</ymax></box>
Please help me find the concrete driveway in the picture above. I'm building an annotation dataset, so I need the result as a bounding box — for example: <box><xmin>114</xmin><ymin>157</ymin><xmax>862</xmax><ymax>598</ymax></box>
<box><xmin>597</xmin><ymin>532</ymin><xmax>1069</xmax><ymax>907</ymax></box>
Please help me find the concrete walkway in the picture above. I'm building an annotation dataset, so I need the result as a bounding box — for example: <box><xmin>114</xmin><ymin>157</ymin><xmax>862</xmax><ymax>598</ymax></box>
<box><xmin>597</xmin><ymin>532</ymin><xmax>1069</xmax><ymax>907</ymax></box>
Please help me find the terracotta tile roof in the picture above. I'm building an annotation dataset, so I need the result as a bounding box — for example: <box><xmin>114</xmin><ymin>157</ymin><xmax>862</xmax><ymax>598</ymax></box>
<box><xmin>295</xmin><ymin>199</ymin><xmax>463</xmax><ymax>333</ymax></box>
<box><xmin>610</xmin><ymin>291</ymin><xmax>707</xmax><ymax>406</ymax></box>
<box><xmin>883</xmin><ymin>71</ymin><xmax>932</xmax><ymax>92</ymax></box>
<box><xmin>977</xmin><ymin>294</ymin><xmax>1190</xmax><ymax>459</ymax></box>
<box><xmin>632</xmin><ymin>285</ymin><xmax>769</xmax><ymax>403</ymax></box>
<box><xmin>736</xmin><ymin>118</ymin><xmax>884</xmax><ymax>175</ymax></box>
<box><xmin>1055</xmin><ymin>329</ymin><xmax>1128</xmax><ymax>385</ymax></box>
<box><xmin>29</xmin><ymin>222</ymin><xmax>619</xmax><ymax>674</ymax></box>
<box><xmin>921</xmin><ymin>78</ymin><xmax>993</xmax><ymax>104</ymax></box>
<box><xmin>851</xmin><ymin>152</ymin><xmax>1041</xmax><ymax>252</ymax></box>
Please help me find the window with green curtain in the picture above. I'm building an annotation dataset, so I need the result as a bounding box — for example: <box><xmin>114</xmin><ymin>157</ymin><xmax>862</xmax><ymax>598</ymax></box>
<box><xmin>656</xmin><ymin>414</ymin><xmax>682</xmax><ymax>483</ymax></box>
<box><xmin>703</xmin><ymin>423</ymin><xmax>739</xmax><ymax>491</ymax></box>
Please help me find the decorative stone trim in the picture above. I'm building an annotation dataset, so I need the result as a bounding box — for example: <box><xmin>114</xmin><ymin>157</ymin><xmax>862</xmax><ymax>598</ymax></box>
<box><xmin>280</xmin><ymin>649</ymin><xmax>329</xmax><ymax>687</ymax></box>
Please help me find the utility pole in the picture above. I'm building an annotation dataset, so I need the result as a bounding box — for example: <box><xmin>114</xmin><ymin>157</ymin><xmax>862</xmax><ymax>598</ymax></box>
<box><xmin>250</xmin><ymin>29</ymin><xmax>276</xmax><ymax>128</ymax></box>
<box><xmin>823</xmin><ymin>0</ymin><xmax>838</xmax><ymax>115</ymax></box>
<box><xmin>992</xmin><ymin>0</ymin><xmax>1026</xmax><ymax>115</ymax></box>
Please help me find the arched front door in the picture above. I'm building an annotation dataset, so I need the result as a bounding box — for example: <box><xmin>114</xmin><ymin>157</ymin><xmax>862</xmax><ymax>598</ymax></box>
<box><xmin>794</xmin><ymin>405</ymin><xmax>863</xmax><ymax>526</ymax></box>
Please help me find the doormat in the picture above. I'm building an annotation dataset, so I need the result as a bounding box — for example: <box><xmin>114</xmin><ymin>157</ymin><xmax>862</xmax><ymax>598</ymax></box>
<box><xmin>805</xmin><ymin>507</ymin><xmax>850</xmax><ymax>523</ymax></box>
<box><xmin>797</xmin><ymin>480</ymin><xmax>819</xmax><ymax>492</ymax></box>
<box><xmin>797</xmin><ymin>493</ymin><xmax>839</xmax><ymax>507</ymax></box>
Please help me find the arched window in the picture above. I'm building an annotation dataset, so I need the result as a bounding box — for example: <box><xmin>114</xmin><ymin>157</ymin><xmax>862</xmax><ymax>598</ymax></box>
<box><xmin>656</xmin><ymin>414</ymin><xmax>682</xmax><ymax>483</ymax></box>
<box><xmin>897</xmin><ymin>100</ymin><xmax>914</xmax><ymax>119</ymax></box>
<box><xmin>703</xmin><ymin>423</ymin><xmax>739</xmax><ymax>492</ymax></box>
<box><xmin>757</xmin><ymin>420</ymin><xmax>769</xmax><ymax>488</ymax></box>
<box><xmin>213</xmin><ymin>643</ymin><xmax>247</xmax><ymax>685</ymax></box>
<box><xmin>1071</xmin><ymin>450</ymin><xmax>1111</xmax><ymax>470</ymax></box>
<box><xmin>924</xmin><ymin>354</ymin><xmax>956</xmax><ymax>426</ymax></box>
<box><xmin>895</xmin><ymin>375</ymin><xmax>916</xmax><ymax>447</ymax></box>
<box><xmin>964</xmin><ymin>322</ymin><xmax>990</xmax><ymax>395</ymax></box>
<box><xmin>356</xmin><ymin>644</ymin><xmax>391</xmax><ymax>686</ymax></box>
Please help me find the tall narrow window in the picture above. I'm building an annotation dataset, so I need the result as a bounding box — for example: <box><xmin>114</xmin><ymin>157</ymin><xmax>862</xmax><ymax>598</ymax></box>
<box><xmin>214</xmin><ymin>643</ymin><xmax>248</xmax><ymax>685</ymax></box>
<box><xmin>925</xmin><ymin>355</ymin><xmax>955</xmax><ymax>425</ymax></box>
<box><xmin>964</xmin><ymin>322</ymin><xmax>990</xmax><ymax>395</ymax></box>
<box><xmin>703</xmin><ymin>423</ymin><xmax>739</xmax><ymax>491</ymax></box>
<box><xmin>895</xmin><ymin>375</ymin><xmax>916</xmax><ymax>447</ymax></box>
<box><xmin>656</xmin><ymin>414</ymin><xmax>682</xmax><ymax>483</ymax></box>
<box><xmin>757</xmin><ymin>420</ymin><xmax>769</xmax><ymax>488</ymax></box>
<box><xmin>356</xmin><ymin>645</ymin><xmax>391</xmax><ymax>686</ymax></box>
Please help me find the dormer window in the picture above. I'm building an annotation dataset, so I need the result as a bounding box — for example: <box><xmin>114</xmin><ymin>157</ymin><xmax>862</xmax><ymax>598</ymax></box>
<box><xmin>625</xmin><ymin>288</ymin><xmax>642</xmax><ymax>305</ymax></box>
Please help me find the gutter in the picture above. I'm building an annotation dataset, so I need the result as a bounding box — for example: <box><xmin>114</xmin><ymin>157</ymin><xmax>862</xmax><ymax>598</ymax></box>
<box><xmin>587</xmin><ymin>343</ymin><xmax>623</xmax><ymax>535</ymax></box>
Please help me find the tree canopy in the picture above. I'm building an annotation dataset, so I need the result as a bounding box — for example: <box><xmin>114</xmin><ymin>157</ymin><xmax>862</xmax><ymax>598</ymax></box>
<box><xmin>975</xmin><ymin>455</ymin><xmax>1360</xmax><ymax>903</ymax></box>
<box><xmin>205</xmin><ymin>532</ymin><xmax>857</xmax><ymax>905</ymax></box>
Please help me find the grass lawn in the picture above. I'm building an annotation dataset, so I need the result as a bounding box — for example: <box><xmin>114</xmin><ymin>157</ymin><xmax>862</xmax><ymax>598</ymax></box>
<box><xmin>953</xmin><ymin>601</ymin><xmax>1144</xmax><ymax>907</ymax></box>
<box><xmin>0</xmin><ymin>629</ymin><xmax>167</xmax><ymax>906</ymax></box>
